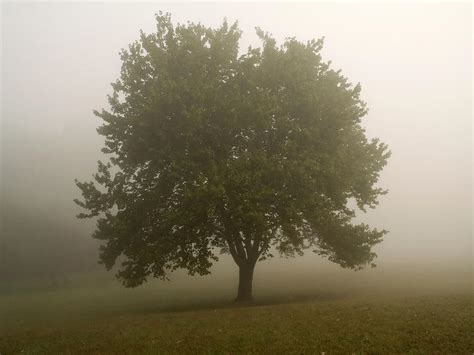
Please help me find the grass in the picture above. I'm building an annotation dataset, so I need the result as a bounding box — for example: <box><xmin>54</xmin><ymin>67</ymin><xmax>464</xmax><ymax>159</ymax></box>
<box><xmin>1</xmin><ymin>261</ymin><xmax>472</xmax><ymax>354</ymax></box>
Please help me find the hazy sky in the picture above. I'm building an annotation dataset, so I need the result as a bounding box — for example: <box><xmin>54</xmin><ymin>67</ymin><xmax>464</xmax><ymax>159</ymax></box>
<box><xmin>1</xmin><ymin>3</ymin><xmax>472</xmax><ymax>268</ymax></box>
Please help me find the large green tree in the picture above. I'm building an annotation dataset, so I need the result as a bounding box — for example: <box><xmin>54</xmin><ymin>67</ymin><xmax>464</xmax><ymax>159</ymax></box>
<box><xmin>75</xmin><ymin>13</ymin><xmax>390</xmax><ymax>302</ymax></box>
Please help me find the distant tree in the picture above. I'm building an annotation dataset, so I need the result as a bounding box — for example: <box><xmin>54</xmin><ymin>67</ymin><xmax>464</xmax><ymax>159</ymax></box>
<box><xmin>75</xmin><ymin>13</ymin><xmax>390</xmax><ymax>302</ymax></box>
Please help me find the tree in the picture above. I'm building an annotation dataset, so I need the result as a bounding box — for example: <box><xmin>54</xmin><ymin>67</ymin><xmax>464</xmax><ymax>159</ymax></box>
<box><xmin>75</xmin><ymin>13</ymin><xmax>390</xmax><ymax>302</ymax></box>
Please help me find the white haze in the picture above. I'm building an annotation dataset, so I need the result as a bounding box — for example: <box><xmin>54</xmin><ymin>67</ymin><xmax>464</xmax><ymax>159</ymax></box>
<box><xmin>1</xmin><ymin>3</ymin><xmax>472</xmax><ymax>277</ymax></box>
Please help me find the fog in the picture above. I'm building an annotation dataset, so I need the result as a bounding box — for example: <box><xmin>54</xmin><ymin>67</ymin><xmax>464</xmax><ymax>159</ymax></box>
<box><xmin>1</xmin><ymin>2</ymin><xmax>472</xmax><ymax>283</ymax></box>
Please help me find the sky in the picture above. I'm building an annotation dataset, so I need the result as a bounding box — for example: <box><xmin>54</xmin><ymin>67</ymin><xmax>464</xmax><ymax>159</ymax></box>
<box><xmin>1</xmin><ymin>2</ymin><xmax>472</xmax><ymax>272</ymax></box>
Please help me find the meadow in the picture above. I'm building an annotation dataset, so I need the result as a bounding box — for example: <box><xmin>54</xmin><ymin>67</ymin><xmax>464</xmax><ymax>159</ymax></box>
<box><xmin>1</xmin><ymin>260</ymin><xmax>472</xmax><ymax>354</ymax></box>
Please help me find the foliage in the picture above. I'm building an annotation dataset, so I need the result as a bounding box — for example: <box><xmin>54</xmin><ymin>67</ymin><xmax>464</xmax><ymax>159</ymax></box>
<box><xmin>75</xmin><ymin>12</ymin><xmax>390</xmax><ymax>287</ymax></box>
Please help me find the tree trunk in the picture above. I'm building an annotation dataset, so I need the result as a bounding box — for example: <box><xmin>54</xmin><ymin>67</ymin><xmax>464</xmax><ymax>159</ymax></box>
<box><xmin>235</xmin><ymin>263</ymin><xmax>255</xmax><ymax>302</ymax></box>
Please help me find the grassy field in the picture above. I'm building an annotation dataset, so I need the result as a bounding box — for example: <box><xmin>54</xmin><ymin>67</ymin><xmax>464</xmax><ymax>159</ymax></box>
<box><xmin>1</xmin><ymin>261</ymin><xmax>472</xmax><ymax>354</ymax></box>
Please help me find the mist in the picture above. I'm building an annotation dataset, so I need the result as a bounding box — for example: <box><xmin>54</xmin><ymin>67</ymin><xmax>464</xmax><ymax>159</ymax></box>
<box><xmin>2</xmin><ymin>2</ymin><xmax>471</xmax><ymax>278</ymax></box>
<box><xmin>1</xmin><ymin>2</ymin><xmax>472</xmax><ymax>352</ymax></box>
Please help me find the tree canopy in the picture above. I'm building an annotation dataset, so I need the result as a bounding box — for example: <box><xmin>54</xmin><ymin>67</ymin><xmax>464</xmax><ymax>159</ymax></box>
<box><xmin>75</xmin><ymin>13</ymin><xmax>390</xmax><ymax>301</ymax></box>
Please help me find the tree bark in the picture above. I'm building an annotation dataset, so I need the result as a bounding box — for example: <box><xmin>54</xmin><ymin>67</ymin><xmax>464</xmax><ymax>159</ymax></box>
<box><xmin>235</xmin><ymin>262</ymin><xmax>255</xmax><ymax>302</ymax></box>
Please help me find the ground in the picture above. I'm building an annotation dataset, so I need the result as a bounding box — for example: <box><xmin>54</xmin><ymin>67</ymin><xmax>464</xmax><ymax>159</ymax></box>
<box><xmin>1</xmin><ymin>261</ymin><xmax>472</xmax><ymax>354</ymax></box>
